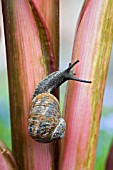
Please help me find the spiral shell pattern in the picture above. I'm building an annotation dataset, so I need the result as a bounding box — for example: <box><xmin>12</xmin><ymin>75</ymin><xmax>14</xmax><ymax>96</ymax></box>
<box><xmin>28</xmin><ymin>93</ymin><xmax>66</xmax><ymax>143</ymax></box>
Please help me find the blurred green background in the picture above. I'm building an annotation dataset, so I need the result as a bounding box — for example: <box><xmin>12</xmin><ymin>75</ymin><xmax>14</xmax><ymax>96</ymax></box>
<box><xmin>0</xmin><ymin>0</ymin><xmax>113</xmax><ymax>170</ymax></box>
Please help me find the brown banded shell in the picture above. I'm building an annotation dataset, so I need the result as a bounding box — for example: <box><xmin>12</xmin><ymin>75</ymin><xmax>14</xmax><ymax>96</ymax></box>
<box><xmin>28</xmin><ymin>93</ymin><xmax>66</xmax><ymax>143</ymax></box>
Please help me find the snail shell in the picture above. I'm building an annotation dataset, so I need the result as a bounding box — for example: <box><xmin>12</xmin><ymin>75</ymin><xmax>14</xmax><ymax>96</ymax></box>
<box><xmin>28</xmin><ymin>93</ymin><xmax>66</xmax><ymax>143</ymax></box>
<box><xmin>28</xmin><ymin>60</ymin><xmax>91</xmax><ymax>143</ymax></box>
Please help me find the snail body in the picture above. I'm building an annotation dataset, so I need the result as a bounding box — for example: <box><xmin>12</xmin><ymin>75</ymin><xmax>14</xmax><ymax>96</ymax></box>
<box><xmin>28</xmin><ymin>60</ymin><xmax>91</xmax><ymax>143</ymax></box>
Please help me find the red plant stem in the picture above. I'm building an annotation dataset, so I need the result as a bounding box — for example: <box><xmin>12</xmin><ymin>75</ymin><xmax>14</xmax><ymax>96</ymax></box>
<box><xmin>59</xmin><ymin>0</ymin><xmax>113</xmax><ymax>170</ymax></box>
<box><xmin>1</xmin><ymin>0</ymin><xmax>59</xmax><ymax>169</ymax></box>
<box><xmin>0</xmin><ymin>141</ymin><xmax>18</xmax><ymax>170</ymax></box>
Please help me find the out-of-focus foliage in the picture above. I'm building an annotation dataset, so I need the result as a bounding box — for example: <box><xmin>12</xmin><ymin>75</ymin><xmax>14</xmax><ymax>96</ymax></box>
<box><xmin>0</xmin><ymin>71</ymin><xmax>11</xmax><ymax>149</ymax></box>
<box><xmin>95</xmin><ymin>128</ymin><xmax>113</xmax><ymax>170</ymax></box>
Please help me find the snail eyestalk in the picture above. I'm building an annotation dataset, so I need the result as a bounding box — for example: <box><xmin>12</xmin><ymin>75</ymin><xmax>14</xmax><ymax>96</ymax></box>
<box><xmin>67</xmin><ymin>60</ymin><xmax>79</xmax><ymax>70</ymax></box>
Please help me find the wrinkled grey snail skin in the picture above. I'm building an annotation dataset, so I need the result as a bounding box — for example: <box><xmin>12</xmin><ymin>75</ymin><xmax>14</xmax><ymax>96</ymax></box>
<box><xmin>28</xmin><ymin>60</ymin><xmax>91</xmax><ymax>143</ymax></box>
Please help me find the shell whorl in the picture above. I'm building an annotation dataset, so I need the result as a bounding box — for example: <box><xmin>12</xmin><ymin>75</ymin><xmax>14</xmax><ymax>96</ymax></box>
<box><xmin>28</xmin><ymin>93</ymin><xmax>66</xmax><ymax>143</ymax></box>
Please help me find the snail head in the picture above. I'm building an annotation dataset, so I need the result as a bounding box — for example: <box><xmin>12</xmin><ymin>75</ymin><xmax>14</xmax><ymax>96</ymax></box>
<box><xmin>64</xmin><ymin>60</ymin><xmax>92</xmax><ymax>84</ymax></box>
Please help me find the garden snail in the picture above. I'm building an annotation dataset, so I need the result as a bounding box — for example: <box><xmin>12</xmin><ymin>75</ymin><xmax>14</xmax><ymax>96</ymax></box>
<box><xmin>28</xmin><ymin>60</ymin><xmax>91</xmax><ymax>143</ymax></box>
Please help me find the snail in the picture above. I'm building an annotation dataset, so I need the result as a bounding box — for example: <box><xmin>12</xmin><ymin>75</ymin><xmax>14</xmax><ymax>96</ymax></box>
<box><xmin>28</xmin><ymin>60</ymin><xmax>91</xmax><ymax>143</ymax></box>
